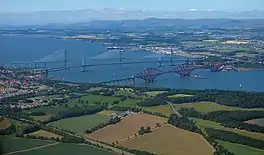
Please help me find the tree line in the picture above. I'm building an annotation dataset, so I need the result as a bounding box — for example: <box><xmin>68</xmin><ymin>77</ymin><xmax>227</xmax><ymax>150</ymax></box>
<box><xmin>158</xmin><ymin>89</ymin><xmax>264</xmax><ymax>108</ymax></box>
<box><xmin>139</xmin><ymin>98</ymin><xmax>167</xmax><ymax>107</ymax></box>
<box><xmin>43</xmin><ymin>105</ymin><xmax>104</xmax><ymax>124</ymax></box>
<box><xmin>85</xmin><ymin>117</ymin><xmax>121</xmax><ymax>134</ymax></box>
<box><xmin>206</xmin><ymin>128</ymin><xmax>264</xmax><ymax>150</ymax></box>
<box><xmin>179</xmin><ymin>108</ymin><xmax>264</xmax><ymax>133</ymax></box>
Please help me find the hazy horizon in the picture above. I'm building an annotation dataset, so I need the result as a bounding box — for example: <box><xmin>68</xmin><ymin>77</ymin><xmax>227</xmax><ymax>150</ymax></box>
<box><xmin>1</xmin><ymin>0</ymin><xmax>264</xmax><ymax>13</ymax></box>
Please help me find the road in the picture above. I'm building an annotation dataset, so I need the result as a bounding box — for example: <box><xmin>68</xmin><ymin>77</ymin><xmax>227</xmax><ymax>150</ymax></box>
<box><xmin>72</xmin><ymin>133</ymin><xmax>135</xmax><ymax>155</ymax></box>
<box><xmin>168</xmin><ymin>102</ymin><xmax>182</xmax><ymax>117</ymax></box>
<box><xmin>12</xmin><ymin>117</ymin><xmax>134</xmax><ymax>155</ymax></box>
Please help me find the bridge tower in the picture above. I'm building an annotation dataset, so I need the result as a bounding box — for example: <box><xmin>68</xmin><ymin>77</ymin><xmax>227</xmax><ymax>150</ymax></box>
<box><xmin>44</xmin><ymin>60</ymin><xmax>47</xmax><ymax>68</ymax></box>
<box><xmin>170</xmin><ymin>46</ymin><xmax>175</xmax><ymax>66</ymax></box>
<box><xmin>64</xmin><ymin>49</ymin><xmax>67</xmax><ymax>69</ymax></box>
<box><xmin>34</xmin><ymin>61</ymin><xmax>37</xmax><ymax>69</ymax></box>
<box><xmin>119</xmin><ymin>48</ymin><xmax>123</xmax><ymax>63</ymax></box>
<box><xmin>81</xmin><ymin>55</ymin><xmax>86</xmax><ymax>72</ymax></box>
<box><xmin>26</xmin><ymin>61</ymin><xmax>29</xmax><ymax>69</ymax></box>
<box><xmin>157</xmin><ymin>51</ymin><xmax>163</xmax><ymax>67</ymax></box>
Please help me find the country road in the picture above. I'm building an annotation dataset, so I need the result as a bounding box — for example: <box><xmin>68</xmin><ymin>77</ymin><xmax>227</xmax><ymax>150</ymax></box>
<box><xmin>12</xmin><ymin>117</ymin><xmax>135</xmax><ymax>155</ymax></box>
<box><xmin>73</xmin><ymin>133</ymin><xmax>135</xmax><ymax>155</ymax></box>
<box><xmin>168</xmin><ymin>102</ymin><xmax>182</xmax><ymax>117</ymax></box>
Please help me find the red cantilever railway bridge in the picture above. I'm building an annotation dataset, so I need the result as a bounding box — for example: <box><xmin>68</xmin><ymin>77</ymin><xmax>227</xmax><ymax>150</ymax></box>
<box><xmin>100</xmin><ymin>62</ymin><xmax>239</xmax><ymax>86</ymax></box>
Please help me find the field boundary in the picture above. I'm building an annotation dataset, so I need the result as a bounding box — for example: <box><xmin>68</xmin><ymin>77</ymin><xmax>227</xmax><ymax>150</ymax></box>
<box><xmin>3</xmin><ymin>142</ymin><xmax>60</xmax><ymax>155</ymax></box>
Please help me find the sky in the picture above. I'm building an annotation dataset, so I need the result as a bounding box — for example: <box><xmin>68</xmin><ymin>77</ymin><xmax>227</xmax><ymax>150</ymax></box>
<box><xmin>1</xmin><ymin>0</ymin><xmax>264</xmax><ymax>13</ymax></box>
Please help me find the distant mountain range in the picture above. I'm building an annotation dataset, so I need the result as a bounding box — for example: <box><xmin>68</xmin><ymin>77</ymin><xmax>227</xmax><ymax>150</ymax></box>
<box><xmin>1</xmin><ymin>9</ymin><xmax>264</xmax><ymax>26</ymax></box>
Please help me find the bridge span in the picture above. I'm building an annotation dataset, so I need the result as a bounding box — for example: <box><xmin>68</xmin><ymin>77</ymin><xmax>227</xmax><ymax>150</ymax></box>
<box><xmin>99</xmin><ymin>62</ymin><xmax>239</xmax><ymax>86</ymax></box>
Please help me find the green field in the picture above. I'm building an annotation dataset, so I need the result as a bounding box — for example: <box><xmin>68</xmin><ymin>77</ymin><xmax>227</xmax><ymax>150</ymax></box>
<box><xmin>218</xmin><ymin>140</ymin><xmax>264</xmax><ymax>155</ymax></box>
<box><xmin>142</xmin><ymin>105</ymin><xmax>172</xmax><ymax>116</ymax></box>
<box><xmin>174</xmin><ymin>102</ymin><xmax>264</xmax><ymax>113</ymax></box>
<box><xmin>12</xmin><ymin>120</ymin><xmax>30</xmax><ymax>134</ymax></box>
<box><xmin>25</xmin><ymin>95</ymin><xmax>119</xmax><ymax>116</ymax></box>
<box><xmin>246</xmin><ymin>118</ymin><xmax>264</xmax><ymax>127</ymax></box>
<box><xmin>12</xmin><ymin>143</ymin><xmax>117</xmax><ymax>155</ymax></box>
<box><xmin>48</xmin><ymin>114</ymin><xmax>111</xmax><ymax>133</ymax></box>
<box><xmin>25</xmin><ymin>106</ymin><xmax>67</xmax><ymax>116</ymax></box>
<box><xmin>119</xmin><ymin>99</ymin><xmax>140</xmax><ymax>108</ymax></box>
<box><xmin>145</xmin><ymin>91</ymin><xmax>167</xmax><ymax>97</ymax></box>
<box><xmin>115</xmin><ymin>89</ymin><xmax>136</xmax><ymax>97</ymax></box>
<box><xmin>167</xmin><ymin>94</ymin><xmax>193</xmax><ymax>98</ymax></box>
<box><xmin>1</xmin><ymin>137</ymin><xmax>54</xmax><ymax>154</ymax></box>
<box><xmin>68</xmin><ymin>95</ymin><xmax>119</xmax><ymax>107</ymax></box>
<box><xmin>193</xmin><ymin>118</ymin><xmax>264</xmax><ymax>141</ymax></box>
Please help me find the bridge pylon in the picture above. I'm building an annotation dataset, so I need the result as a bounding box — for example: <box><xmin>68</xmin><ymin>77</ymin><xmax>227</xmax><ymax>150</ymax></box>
<box><xmin>81</xmin><ymin>55</ymin><xmax>86</xmax><ymax>72</ymax></box>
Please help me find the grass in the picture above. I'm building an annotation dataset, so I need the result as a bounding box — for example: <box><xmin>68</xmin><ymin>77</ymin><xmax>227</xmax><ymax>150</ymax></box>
<box><xmin>0</xmin><ymin>117</ymin><xmax>12</xmax><ymax>130</ymax></box>
<box><xmin>115</xmin><ymin>89</ymin><xmax>135</xmax><ymax>97</ymax></box>
<box><xmin>26</xmin><ymin>130</ymin><xmax>63</xmax><ymax>139</ymax></box>
<box><xmin>144</xmin><ymin>91</ymin><xmax>167</xmax><ymax>97</ymax></box>
<box><xmin>1</xmin><ymin>137</ymin><xmax>54</xmax><ymax>154</ymax></box>
<box><xmin>12</xmin><ymin>120</ymin><xmax>30</xmax><ymax>134</ymax></box>
<box><xmin>142</xmin><ymin>105</ymin><xmax>172</xmax><ymax>117</ymax></box>
<box><xmin>193</xmin><ymin>118</ymin><xmax>264</xmax><ymax>141</ymax></box>
<box><xmin>68</xmin><ymin>95</ymin><xmax>119</xmax><ymax>107</ymax></box>
<box><xmin>48</xmin><ymin>113</ymin><xmax>111</xmax><ymax>133</ymax></box>
<box><xmin>25</xmin><ymin>106</ymin><xmax>67</xmax><ymax>116</ymax></box>
<box><xmin>118</xmin><ymin>99</ymin><xmax>139</xmax><ymax>108</ymax></box>
<box><xmin>121</xmin><ymin>125</ymin><xmax>214</xmax><ymax>155</ymax></box>
<box><xmin>174</xmin><ymin>102</ymin><xmax>264</xmax><ymax>113</ymax></box>
<box><xmin>246</xmin><ymin>118</ymin><xmax>264</xmax><ymax>127</ymax></box>
<box><xmin>97</xmin><ymin>110</ymin><xmax>115</xmax><ymax>116</ymax></box>
<box><xmin>88</xmin><ymin>113</ymin><xmax>167</xmax><ymax>144</ymax></box>
<box><xmin>25</xmin><ymin>95</ymin><xmax>119</xmax><ymax>116</ymax></box>
<box><xmin>12</xmin><ymin>143</ymin><xmax>117</xmax><ymax>155</ymax></box>
<box><xmin>31</xmin><ymin>115</ymin><xmax>51</xmax><ymax>122</ymax></box>
<box><xmin>167</xmin><ymin>94</ymin><xmax>193</xmax><ymax>98</ymax></box>
<box><xmin>218</xmin><ymin>140</ymin><xmax>264</xmax><ymax>155</ymax></box>
<box><xmin>86</xmin><ymin>87</ymin><xmax>104</xmax><ymax>92</ymax></box>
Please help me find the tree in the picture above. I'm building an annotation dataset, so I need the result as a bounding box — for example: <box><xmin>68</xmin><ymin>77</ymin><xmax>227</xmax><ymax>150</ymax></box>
<box><xmin>146</xmin><ymin>126</ymin><xmax>151</xmax><ymax>133</ymax></box>
<box><xmin>156</xmin><ymin>123</ymin><xmax>161</xmax><ymax>127</ymax></box>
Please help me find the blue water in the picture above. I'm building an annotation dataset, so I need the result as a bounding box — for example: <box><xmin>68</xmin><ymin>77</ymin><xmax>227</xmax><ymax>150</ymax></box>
<box><xmin>1</xmin><ymin>35</ymin><xmax>264</xmax><ymax>92</ymax></box>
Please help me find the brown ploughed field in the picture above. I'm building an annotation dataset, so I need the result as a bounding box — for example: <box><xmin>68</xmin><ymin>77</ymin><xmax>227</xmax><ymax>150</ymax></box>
<box><xmin>87</xmin><ymin>113</ymin><xmax>167</xmax><ymax>144</ymax></box>
<box><xmin>121</xmin><ymin>124</ymin><xmax>214</xmax><ymax>155</ymax></box>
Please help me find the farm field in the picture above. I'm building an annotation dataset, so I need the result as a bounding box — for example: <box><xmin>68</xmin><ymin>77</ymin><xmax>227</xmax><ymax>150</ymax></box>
<box><xmin>88</xmin><ymin>113</ymin><xmax>167</xmax><ymax>144</ymax></box>
<box><xmin>218</xmin><ymin>140</ymin><xmax>264</xmax><ymax>155</ymax></box>
<box><xmin>97</xmin><ymin>110</ymin><xmax>115</xmax><ymax>116</ymax></box>
<box><xmin>193</xmin><ymin>118</ymin><xmax>264</xmax><ymax>141</ymax></box>
<box><xmin>174</xmin><ymin>102</ymin><xmax>264</xmax><ymax>113</ymax></box>
<box><xmin>145</xmin><ymin>91</ymin><xmax>167</xmax><ymax>97</ymax></box>
<box><xmin>115</xmin><ymin>89</ymin><xmax>135</xmax><ymax>97</ymax></box>
<box><xmin>11</xmin><ymin>143</ymin><xmax>117</xmax><ymax>155</ymax></box>
<box><xmin>31</xmin><ymin>115</ymin><xmax>51</xmax><ymax>122</ymax></box>
<box><xmin>167</xmin><ymin>94</ymin><xmax>193</xmax><ymax>98</ymax></box>
<box><xmin>142</xmin><ymin>105</ymin><xmax>172</xmax><ymax>116</ymax></box>
<box><xmin>0</xmin><ymin>117</ymin><xmax>12</xmax><ymax>130</ymax></box>
<box><xmin>25</xmin><ymin>106</ymin><xmax>67</xmax><ymax>116</ymax></box>
<box><xmin>48</xmin><ymin>113</ymin><xmax>111</xmax><ymax>133</ymax></box>
<box><xmin>121</xmin><ymin>125</ymin><xmax>214</xmax><ymax>155</ymax></box>
<box><xmin>245</xmin><ymin>118</ymin><xmax>264</xmax><ymax>127</ymax></box>
<box><xmin>26</xmin><ymin>130</ymin><xmax>63</xmax><ymax>139</ymax></box>
<box><xmin>1</xmin><ymin>137</ymin><xmax>54</xmax><ymax>154</ymax></box>
<box><xmin>118</xmin><ymin>99</ymin><xmax>139</xmax><ymax>108</ymax></box>
<box><xmin>70</xmin><ymin>95</ymin><xmax>119</xmax><ymax>105</ymax></box>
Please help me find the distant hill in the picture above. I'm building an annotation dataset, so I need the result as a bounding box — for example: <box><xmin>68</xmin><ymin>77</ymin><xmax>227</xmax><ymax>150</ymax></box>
<box><xmin>1</xmin><ymin>9</ymin><xmax>264</xmax><ymax>26</ymax></box>
<box><xmin>85</xmin><ymin>18</ymin><xmax>264</xmax><ymax>29</ymax></box>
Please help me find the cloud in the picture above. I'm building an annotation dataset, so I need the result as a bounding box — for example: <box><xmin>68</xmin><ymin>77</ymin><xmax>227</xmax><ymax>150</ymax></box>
<box><xmin>189</xmin><ymin>9</ymin><xmax>197</xmax><ymax>11</ymax></box>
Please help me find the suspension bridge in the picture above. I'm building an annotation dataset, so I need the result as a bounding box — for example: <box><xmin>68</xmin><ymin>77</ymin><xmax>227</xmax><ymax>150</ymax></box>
<box><xmin>9</xmin><ymin>49</ymin><xmax>239</xmax><ymax>86</ymax></box>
